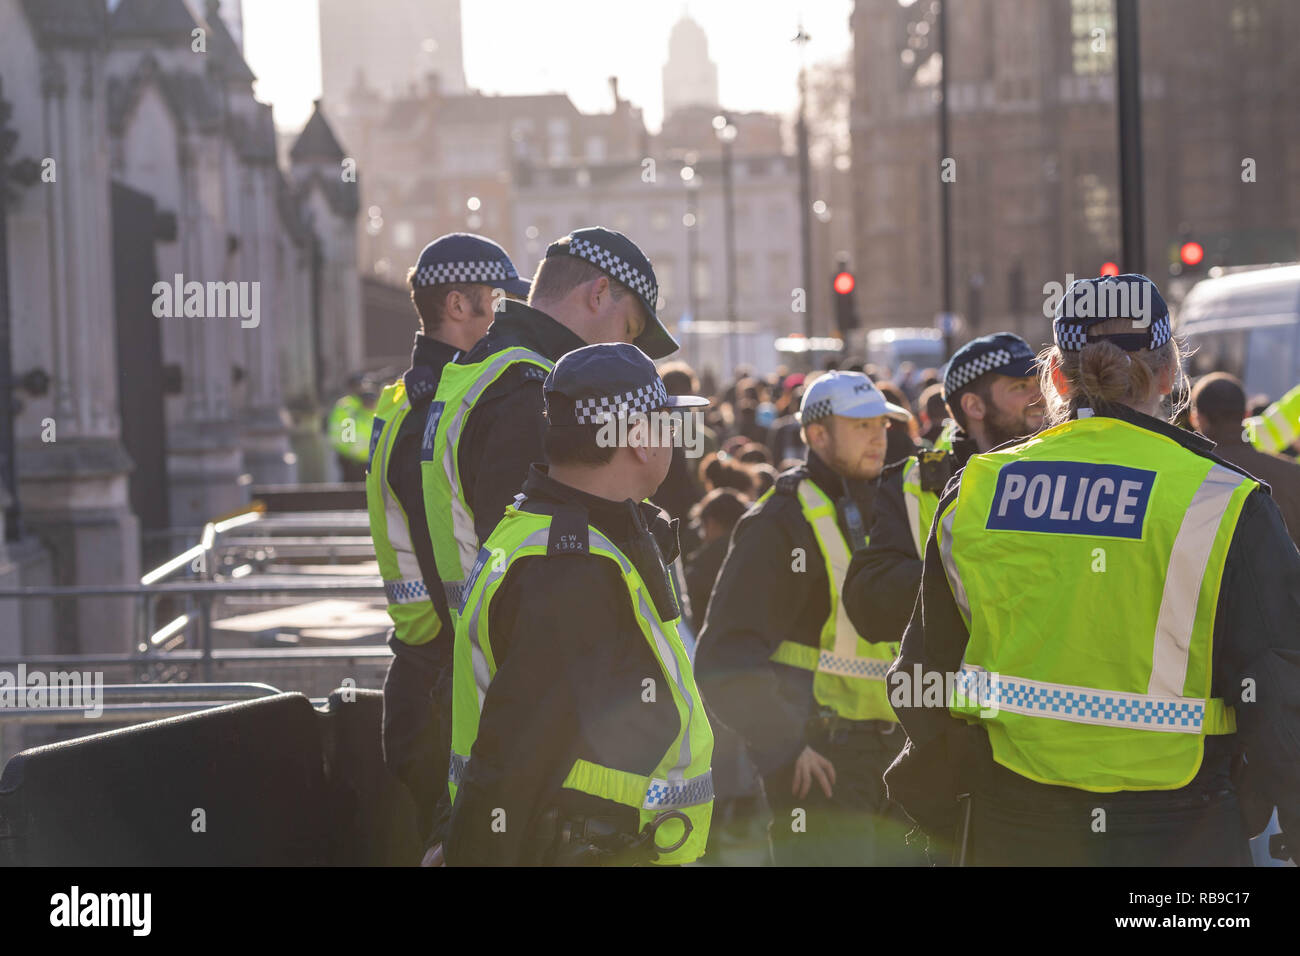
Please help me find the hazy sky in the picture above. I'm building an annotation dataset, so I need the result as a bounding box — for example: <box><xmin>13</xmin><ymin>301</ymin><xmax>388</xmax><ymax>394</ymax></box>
<box><xmin>241</xmin><ymin>0</ymin><xmax>854</xmax><ymax>132</ymax></box>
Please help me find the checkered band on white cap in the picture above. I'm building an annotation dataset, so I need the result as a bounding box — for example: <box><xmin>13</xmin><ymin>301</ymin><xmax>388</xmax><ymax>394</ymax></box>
<box><xmin>801</xmin><ymin>397</ymin><xmax>834</xmax><ymax>423</ymax></box>
<box><xmin>567</xmin><ymin>237</ymin><xmax>658</xmax><ymax>309</ymax></box>
<box><xmin>413</xmin><ymin>259</ymin><xmax>515</xmax><ymax>288</ymax></box>
<box><xmin>945</xmin><ymin>348</ymin><xmax>1012</xmax><ymax>395</ymax></box>
<box><xmin>573</xmin><ymin>378</ymin><xmax>669</xmax><ymax>425</ymax></box>
<box><xmin>1054</xmin><ymin>312</ymin><xmax>1171</xmax><ymax>352</ymax></box>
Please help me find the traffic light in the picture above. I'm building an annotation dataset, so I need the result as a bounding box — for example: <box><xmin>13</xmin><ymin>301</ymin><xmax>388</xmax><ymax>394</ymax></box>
<box><xmin>1180</xmin><ymin>241</ymin><xmax>1204</xmax><ymax>268</ymax></box>
<box><xmin>1100</xmin><ymin>261</ymin><xmax>1120</xmax><ymax>277</ymax></box>
<box><xmin>1169</xmin><ymin>234</ymin><xmax>1206</xmax><ymax>277</ymax></box>
<box><xmin>832</xmin><ymin>262</ymin><xmax>859</xmax><ymax>333</ymax></box>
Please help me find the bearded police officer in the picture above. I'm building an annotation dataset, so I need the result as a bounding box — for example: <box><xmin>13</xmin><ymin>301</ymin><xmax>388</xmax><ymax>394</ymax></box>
<box><xmin>843</xmin><ymin>333</ymin><xmax>1043</xmax><ymax>645</ymax></box>
<box><xmin>695</xmin><ymin>371</ymin><xmax>921</xmax><ymax>866</ymax></box>
<box><xmin>422</xmin><ymin>227</ymin><xmax>676</xmax><ymax>642</ymax></box>
<box><xmin>366</xmin><ymin>233</ymin><xmax>529</xmax><ymax>847</ymax></box>
<box><xmin>444</xmin><ymin>343</ymin><xmax>713</xmax><ymax>866</ymax></box>
<box><xmin>887</xmin><ymin>275</ymin><xmax>1300</xmax><ymax>865</ymax></box>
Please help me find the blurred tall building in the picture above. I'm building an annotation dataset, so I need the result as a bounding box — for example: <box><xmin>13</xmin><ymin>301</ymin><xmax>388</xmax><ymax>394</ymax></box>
<box><xmin>319</xmin><ymin>0</ymin><xmax>466</xmax><ymax>108</ymax></box>
<box><xmin>662</xmin><ymin>11</ymin><xmax>719</xmax><ymax>118</ymax></box>
<box><xmin>850</xmin><ymin>0</ymin><xmax>1300</xmax><ymax>344</ymax></box>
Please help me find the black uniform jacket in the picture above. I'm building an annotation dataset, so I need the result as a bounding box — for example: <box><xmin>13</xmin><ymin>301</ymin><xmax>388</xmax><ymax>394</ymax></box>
<box><xmin>886</xmin><ymin>403</ymin><xmax>1300</xmax><ymax>850</ymax></box>
<box><xmin>444</xmin><ymin>465</ymin><xmax>685</xmax><ymax>866</ymax></box>
<box><xmin>843</xmin><ymin>432</ymin><xmax>978</xmax><ymax>646</ymax></box>
<box><xmin>694</xmin><ymin>452</ymin><xmax>878</xmax><ymax>777</ymax></box>
<box><xmin>386</xmin><ymin>333</ymin><xmax>461</xmax><ymax>662</ymax></box>
<box><xmin>454</xmin><ymin>300</ymin><xmax>589</xmax><ymax>547</ymax></box>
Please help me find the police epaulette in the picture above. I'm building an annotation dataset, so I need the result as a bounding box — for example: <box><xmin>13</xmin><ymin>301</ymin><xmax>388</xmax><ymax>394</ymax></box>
<box><xmin>403</xmin><ymin>365</ymin><xmax>439</xmax><ymax>403</ymax></box>
<box><xmin>518</xmin><ymin>364</ymin><xmax>548</xmax><ymax>383</ymax></box>
<box><xmin>546</xmin><ymin>506</ymin><xmax>590</xmax><ymax>555</ymax></box>
<box><xmin>774</xmin><ymin>466</ymin><xmax>809</xmax><ymax>496</ymax></box>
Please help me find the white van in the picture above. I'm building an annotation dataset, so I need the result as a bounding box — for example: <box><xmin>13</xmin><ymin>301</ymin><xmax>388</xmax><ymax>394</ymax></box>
<box><xmin>1176</xmin><ymin>264</ymin><xmax>1300</xmax><ymax>401</ymax></box>
<box><xmin>864</xmin><ymin>327</ymin><xmax>946</xmax><ymax>375</ymax></box>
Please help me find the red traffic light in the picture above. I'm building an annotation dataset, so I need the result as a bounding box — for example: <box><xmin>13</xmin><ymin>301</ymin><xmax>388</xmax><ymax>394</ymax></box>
<box><xmin>1180</xmin><ymin>241</ymin><xmax>1204</xmax><ymax>267</ymax></box>
<box><xmin>1100</xmin><ymin>261</ymin><xmax>1120</xmax><ymax>277</ymax></box>
<box><xmin>833</xmin><ymin>271</ymin><xmax>855</xmax><ymax>295</ymax></box>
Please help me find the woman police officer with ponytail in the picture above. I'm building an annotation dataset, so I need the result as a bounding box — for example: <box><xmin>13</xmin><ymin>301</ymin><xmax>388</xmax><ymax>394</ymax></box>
<box><xmin>884</xmin><ymin>274</ymin><xmax>1300</xmax><ymax>865</ymax></box>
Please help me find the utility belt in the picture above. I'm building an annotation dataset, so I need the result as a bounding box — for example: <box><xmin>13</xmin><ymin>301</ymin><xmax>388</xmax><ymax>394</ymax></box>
<box><xmin>530</xmin><ymin>807</ymin><xmax>694</xmax><ymax>867</ymax></box>
<box><xmin>805</xmin><ymin>707</ymin><xmax>898</xmax><ymax>750</ymax></box>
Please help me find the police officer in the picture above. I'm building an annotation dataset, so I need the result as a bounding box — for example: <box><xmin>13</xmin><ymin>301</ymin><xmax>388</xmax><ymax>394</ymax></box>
<box><xmin>887</xmin><ymin>274</ymin><xmax>1300</xmax><ymax>865</ymax></box>
<box><xmin>1247</xmin><ymin>381</ymin><xmax>1300</xmax><ymax>460</ymax></box>
<box><xmin>422</xmin><ymin>226</ymin><xmax>677</xmax><ymax>640</ymax></box>
<box><xmin>444</xmin><ymin>344</ymin><xmax>713</xmax><ymax>866</ymax></box>
<box><xmin>329</xmin><ymin>375</ymin><xmax>377</xmax><ymax>481</ymax></box>
<box><xmin>365</xmin><ymin>233</ymin><xmax>530</xmax><ymax>847</ymax></box>
<box><xmin>695</xmin><ymin>371</ymin><xmax>919</xmax><ymax>866</ymax></box>
<box><xmin>844</xmin><ymin>334</ymin><xmax>1043</xmax><ymax>644</ymax></box>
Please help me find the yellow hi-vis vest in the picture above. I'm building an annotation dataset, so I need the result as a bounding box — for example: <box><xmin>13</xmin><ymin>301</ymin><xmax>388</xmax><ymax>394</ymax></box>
<box><xmin>421</xmin><ymin>347</ymin><xmax>553</xmax><ymax>622</ymax></box>
<box><xmin>937</xmin><ymin>414</ymin><xmax>1254</xmax><ymax>792</ymax></box>
<box><xmin>449</xmin><ymin>506</ymin><xmax>714</xmax><ymax>864</ymax></box>
<box><xmin>365</xmin><ymin>380</ymin><xmax>440</xmax><ymax>646</ymax></box>
<box><xmin>765</xmin><ymin>477</ymin><xmax>900</xmax><ymax>722</ymax></box>
<box><xmin>901</xmin><ymin>453</ymin><xmax>951</xmax><ymax>558</ymax></box>
<box><xmin>1246</xmin><ymin>382</ymin><xmax>1300</xmax><ymax>458</ymax></box>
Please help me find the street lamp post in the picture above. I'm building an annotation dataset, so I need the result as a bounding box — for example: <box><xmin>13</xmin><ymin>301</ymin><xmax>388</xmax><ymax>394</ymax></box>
<box><xmin>714</xmin><ymin>114</ymin><xmax>738</xmax><ymax>378</ymax></box>
<box><xmin>680</xmin><ymin>160</ymin><xmax>699</xmax><ymax>327</ymax></box>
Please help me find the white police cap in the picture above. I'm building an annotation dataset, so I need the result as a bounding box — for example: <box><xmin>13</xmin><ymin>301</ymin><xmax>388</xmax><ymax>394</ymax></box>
<box><xmin>798</xmin><ymin>370</ymin><xmax>910</xmax><ymax>425</ymax></box>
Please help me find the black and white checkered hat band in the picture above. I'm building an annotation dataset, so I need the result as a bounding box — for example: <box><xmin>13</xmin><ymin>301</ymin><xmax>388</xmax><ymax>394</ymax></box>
<box><xmin>945</xmin><ymin>348</ymin><xmax>1015</xmax><ymax>394</ymax></box>
<box><xmin>413</xmin><ymin>259</ymin><xmax>515</xmax><ymax>288</ymax></box>
<box><xmin>801</xmin><ymin>397</ymin><xmax>834</xmax><ymax>422</ymax></box>
<box><xmin>573</xmin><ymin>379</ymin><xmax>669</xmax><ymax>425</ymax></box>
<box><xmin>1054</xmin><ymin>313</ymin><xmax>1171</xmax><ymax>352</ymax></box>
<box><xmin>567</xmin><ymin>237</ymin><xmax>657</xmax><ymax>308</ymax></box>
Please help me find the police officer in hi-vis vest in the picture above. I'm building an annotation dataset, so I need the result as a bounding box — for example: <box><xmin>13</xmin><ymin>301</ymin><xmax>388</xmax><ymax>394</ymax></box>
<box><xmin>366</xmin><ymin>234</ymin><xmax>530</xmax><ymax>849</ymax></box>
<box><xmin>420</xmin><ymin>227</ymin><xmax>677</xmax><ymax>640</ymax></box>
<box><xmin>444</xmin><ymin>344</ymin><xmax>713</xmax><ymax>866</ymax></box>
<box><xmin>696</xmin><ymin>371</ymin><xmax>922</xmax><ymax>867</ymax></box>
<box><xmin>887</xmin><ymin>274</ymin><xmax>1300</xmax><ymax>865</ymax></box>
<box><xmin>843</xmin><ymin>333</ymin><xmax>1043</xmax><ymax>646</ymax></box>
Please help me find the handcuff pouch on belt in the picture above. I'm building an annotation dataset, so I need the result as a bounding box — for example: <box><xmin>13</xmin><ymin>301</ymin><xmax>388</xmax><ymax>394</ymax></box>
<box><xmin>534</xmin><ymin>808</ymin><xmax>693</xmax><ymax>867</ymax></box>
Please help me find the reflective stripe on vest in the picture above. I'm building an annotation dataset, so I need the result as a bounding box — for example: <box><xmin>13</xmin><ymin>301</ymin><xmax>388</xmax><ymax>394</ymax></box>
<box><xmin>1247</xmin><ymin>384</ymin><xmax>1300</xmax><ymax>455</ymax></box>
<box><xmin>766</xmin><ymin>477</ymin><xmax>899</xmax><ymax>722</ymax></box>
<box><xmin>937</xmin><ymin>415</ymin><xmax>1254</xmax><ymax>791</ymax></box>
<box><xmin>451</xmin><ymin>508</ymin><xmax>714</xmax><ymax>863</ymax></box>
<box><xmin>901</xmin><ymin>458</ymin><xmax>930</xmax><ymax>557</ymax></box>
<box><xmin>950</xmin><ymin>665</ymin><xmax>1237</xmax><ymax>735</ymax></box>
<box><xmin>423</xmin><ymin>347</ymin><xmax>554</xmax><ymax>624</ymax></box>
<box><xmin>365</xmin><ymin>382</ymin><xmax>440</xmax><ymax>646</ymax></box>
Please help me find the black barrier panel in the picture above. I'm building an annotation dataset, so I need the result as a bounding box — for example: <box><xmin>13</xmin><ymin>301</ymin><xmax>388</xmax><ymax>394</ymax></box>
<box><xmin>318</xmin><ymin>688</ymin><xmax>423</xmax><ymax>866</ymax></box>
<box><xmin>0</xmin><ymin>694</ymin><xmax>333</xmax><ymax>866</ymax></box>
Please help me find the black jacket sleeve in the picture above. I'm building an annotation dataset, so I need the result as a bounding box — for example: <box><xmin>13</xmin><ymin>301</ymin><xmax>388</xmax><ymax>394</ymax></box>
<box><xmin>460</xmin><ymin>375</ymin><xmax>548</xmax><ymax>547</ymax></box>
<box><xmin>694</xmin><ymin>502</ymin><xmax>818</xmax><ymax>776</ymax></box>
<box><xmin>844</xmin><ymin>466</ymin><xmax>923</xmax><ymax>644</ymax></box>
<box><xmin>389</xmin><ymin>419</ymin><xmax>453</xmax><ymax>657</ymax></box>
<box><xmin>882</xmin><ymin>486</ymin><xmax>992</xmax><ymax>841</ymax></box>
<box><xmin>443</xmin><ymin>553</ymin><xmax>629</xmax><ymax>866</ymax></box>
<box><xmin>1211</xmin><ymin>489</ymin><xmax>1300</xmax><ymax>849</ymax></box>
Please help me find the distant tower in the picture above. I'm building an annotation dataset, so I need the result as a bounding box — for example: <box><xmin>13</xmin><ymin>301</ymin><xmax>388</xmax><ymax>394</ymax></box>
<box><xmin>319</xmin><ymin>0</ymin><xmax>466</xmax><ymax>109</ymax></box>
<box><xmin>662</xmin><ymin>11</ymin><xmax>719</xmax><ymax>119</ymax></box>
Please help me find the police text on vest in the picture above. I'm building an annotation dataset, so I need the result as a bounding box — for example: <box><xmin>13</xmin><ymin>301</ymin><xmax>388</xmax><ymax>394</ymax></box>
<box><xmin>985</xmin><ymin>461</ymin><xmax>1155</xmax><ymax>539</ymax></box>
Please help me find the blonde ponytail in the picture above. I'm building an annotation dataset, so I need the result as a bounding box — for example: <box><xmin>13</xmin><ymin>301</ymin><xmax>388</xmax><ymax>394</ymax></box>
<box><xmin>1039</xmin><ymin>317</ymin><xmax>1186</xmax><ymax>427</ymax></box>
